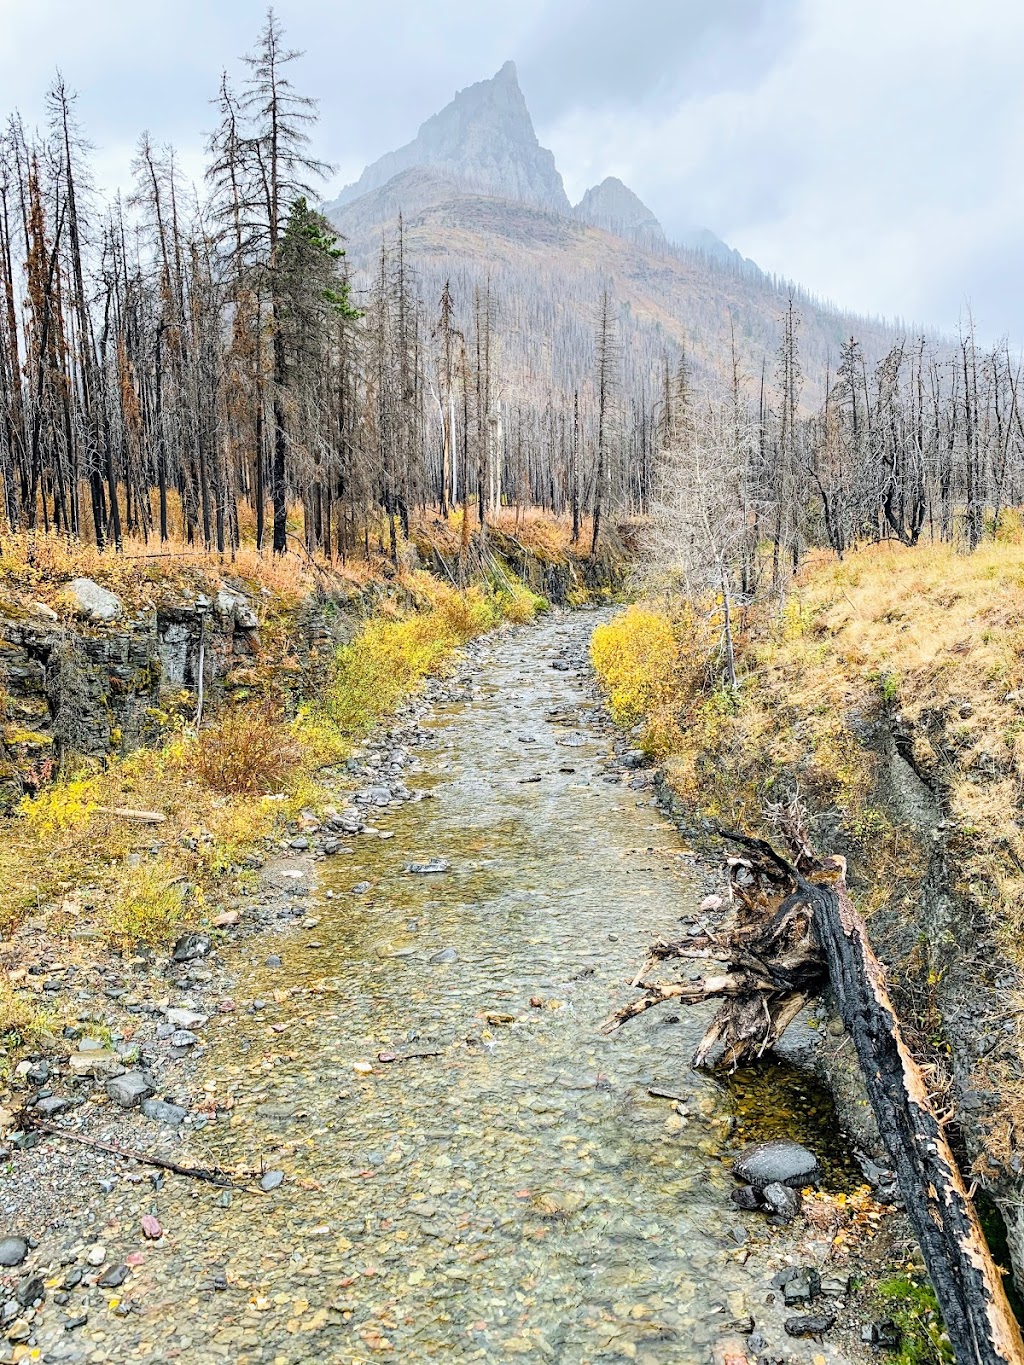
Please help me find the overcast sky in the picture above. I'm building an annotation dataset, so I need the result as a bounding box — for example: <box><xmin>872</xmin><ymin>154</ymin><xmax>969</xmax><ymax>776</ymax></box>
<box><xmin>1</xmin><ymin>0</ymin><xmax>1021</xmax><ymax>340</ymax></box>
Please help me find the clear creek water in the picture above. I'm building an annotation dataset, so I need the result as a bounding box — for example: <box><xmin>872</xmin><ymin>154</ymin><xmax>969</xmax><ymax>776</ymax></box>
<box><xmin>43</xmin><ymin>614</ymin><xmax>850</xmax><ymax>1364</ymax></box>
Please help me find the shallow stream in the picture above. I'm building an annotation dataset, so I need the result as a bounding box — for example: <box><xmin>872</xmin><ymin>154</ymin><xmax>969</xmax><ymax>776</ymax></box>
<box><xmin>46</xmin><ymin>614</ymin><xmax>852</xmax><ymax>1363</ymax></box>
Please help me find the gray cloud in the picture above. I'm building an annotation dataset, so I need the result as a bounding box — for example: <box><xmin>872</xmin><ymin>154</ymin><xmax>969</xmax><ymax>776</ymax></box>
<box><xmin>1</xmin><ymin>0</ymin><xmax>1023</xmax><ymax>342</ymax></box>
<box><xmin>517</xmin><ymin>0</ymin><xmax>801</xmax><ymax>120</ymax></box>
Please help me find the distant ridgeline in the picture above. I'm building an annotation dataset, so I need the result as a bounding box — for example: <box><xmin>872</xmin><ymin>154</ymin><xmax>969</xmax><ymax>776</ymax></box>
<box><xmin>0</xmin><ymin>19</ymin><xmax>1002</xmax><ymax>579</ymax></box>
<box><xmin>322</xmin><ymin>60</ymin><xmax>897</xmax><ymax>402</ymax></box>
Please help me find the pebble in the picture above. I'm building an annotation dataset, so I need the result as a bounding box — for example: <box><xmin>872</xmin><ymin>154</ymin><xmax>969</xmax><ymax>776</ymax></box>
<box><xmin>785</xmin><ymin>1312</ymin><xmax>836</xmax><ymax>1338</ymax></box>
<box><xmin>260</xmin><ymin>1170</ymin><xmax>284</xmax><ymax>1192</ymax></box>
<box><xmin>763</xmin><ymin>1181</ymin><xmax>802</xmax><ymax>1223</ymax></box>
<box><xmin>14</xmin><ymin>1277</ymin><xmax>43</xmax><ymax>1309</ymax></box>
<box><xmin>97</xmin><ymin>1264</ymin><xmax>130</xmax><ymax>1289</ymax></box>
<box><xmin>430</xmin><ymin>947</ymin><xmax>459</xmax><ymax>964</ymax></box>
<box><xmin>172</xmin><ymin>932</ymin><xmax>212</xmax><ymax>963</ymax></box>
<box><xmin>105</xmin><ymin>1072</ymin><xmax>155</xmax><ymax>1108</ymax></box>
<box><xmin>265</xmin><ymin>955</ymin><xmax>282</xmax><ymax>968</ymax></box>
<box><xmin>0</xmin><ymin>1240</ymin><xmax>27</xmax><ymax>1268</ymax></box>
<box><xmin>406</xmin><ymin>859</ymin><xmax>450</xmax><ymax>875</ymax></box>
<box><xmin>141</xmin><ymin>1098</ymin><xmax>188</xmax><ymax>1127</ymax></box>
<box><xmin>86</xmin><ymin>1245</ymin><xmax>106</xmax><ymax>1267</ymax></box>
<box><xmin>34</xmin><ymin>1096</ymin><xmax>71</xmax><ymax>1118</ymax></box>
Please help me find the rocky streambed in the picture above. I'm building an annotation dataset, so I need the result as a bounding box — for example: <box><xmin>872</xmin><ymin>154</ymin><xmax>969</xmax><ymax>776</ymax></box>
<box><xmin>0</xmin><ymin>613</ymin><xmax>907</xmax><ymax>1363</ymax></box>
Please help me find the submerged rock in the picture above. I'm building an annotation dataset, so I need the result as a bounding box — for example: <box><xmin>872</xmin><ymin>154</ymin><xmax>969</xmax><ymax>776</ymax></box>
<box><xmin>406</xmin><ymin>859</ymin><xmax>450</xmax><ymax>875</ymax></box>
<box><xmin>733</xmin><ymin>1140</ymin><xmax>820</xmax><ymax>1190</ymax></box>
<box><xmin>141</xmin><ymin>1098</ymin><xmax>187</xmax><ymax>1127</ymax></box>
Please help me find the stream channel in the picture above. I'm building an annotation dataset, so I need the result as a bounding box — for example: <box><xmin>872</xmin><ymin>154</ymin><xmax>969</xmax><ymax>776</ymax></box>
<box><xmin>33</xmin><ymin>612</ymin><xmax>853</xmax><ymax>1364</ymax></box>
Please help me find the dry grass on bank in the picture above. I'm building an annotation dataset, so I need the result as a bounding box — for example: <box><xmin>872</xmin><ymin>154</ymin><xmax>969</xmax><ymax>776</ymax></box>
<box><xmin>591</xmin><ymin>530</ymin><xmax>1024</xmax><ymax>1164</ymax></box>
<box><xmin>0</xmin><ymin>572</ymin><xmax>547</xmax><ymax>952</ymax></box>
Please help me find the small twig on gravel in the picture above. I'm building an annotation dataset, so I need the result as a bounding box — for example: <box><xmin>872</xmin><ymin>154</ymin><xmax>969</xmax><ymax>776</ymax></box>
<box><xmin>375</xmin><ymin>1050</ymin><xmax>443</xmax><ymax>1064</ymax></box>
<box><xmin>21</xmin><ymin>1112</ymin><xmax>256</xmax><ymax>1187</ymax></box>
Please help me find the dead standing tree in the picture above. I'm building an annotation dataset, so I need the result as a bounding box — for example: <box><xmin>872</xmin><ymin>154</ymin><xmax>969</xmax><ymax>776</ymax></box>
<box><xmin>604</xmin><ymin>823</ymin><xmax>1024</xmax><ymax>1365</ymax></box>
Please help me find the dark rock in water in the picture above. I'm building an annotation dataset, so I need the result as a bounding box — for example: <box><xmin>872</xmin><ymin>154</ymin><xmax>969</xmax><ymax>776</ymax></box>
<box><xmin>172</xmin><ymin>932</ymin><xmax>211</xmax><ymax>963</ymax></box>
<box><xmin>260</xmin><ymin>1170</ymin><xmax>284</xmax><ymax>1192</ymax></box>
<box><xmin>97</xmin><ymin>1264</ymin><xmax>130</xmax><ymax>1289</ymax></box>
<box><xmin>551</xmin><ymin>660</ymin><xmax>570</xmax><ymax>671</ymax></box>
<box><xmin>785</xmin><ymin>1313</ymin><xmax>835</xmax><ymax>1338</ymax></box>
<box><xmin>733</xmin><ymin>1140</ymin><xmax>820</xmax><ymax>1190</ymax></box>
<box><xmin>430</xmin><ymin>947</ymin><xmax>459</xmax><ymax>964</ymax></box>
<box><xmin>406</xmin><ymin>859</ymin><xmax>450</xmax><ymax>875</ymax></box>
<box><xmin>105</xmin><ymin>1072</ymin><xmax>154</xmax><ymax>1108</ymax></box>
<box><xmin>781</xmin><ymin>1268</ymin><xmax>821</xmax><ymax>1307</ymax></box>
<box><xmin>763</xmin><ymin>1181</ymin><xmax>802</xmax><ymax>1224</ymax></box>
<box><xmin>622</xmin><ymin>749</ymin><xmax>647</xmax><ymax>769</ymax></box>
<box><xmin>141</xmin><ymin>1098</ymin><xmax>187</xmax><ymax>1126</ymax></box>
<box><xmin>730</xmin><ymin>1185</ymin><xmax>762</xmax><ymax>1210</ymax></box>
<box><xmin>322</xmin><ymin>839</ymin><xmax>341</xmax><ymax>855</ymax></box>
<box><xmin>15</xmin><ymin>1277</ymin><xmax>43</xmax><ymax>1308</ymax></box>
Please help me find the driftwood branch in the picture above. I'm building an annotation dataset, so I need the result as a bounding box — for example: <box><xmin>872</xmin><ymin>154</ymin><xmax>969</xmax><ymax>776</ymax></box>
<box><xmin>22</xmin><ymin>1112</ymin><xmax>254</xmax><ymax>1187</ymax></box>
<box><xmin>605</xmin><ymin>828</ymin><xmax>1024</xmax><ymax>1365</ymax></box>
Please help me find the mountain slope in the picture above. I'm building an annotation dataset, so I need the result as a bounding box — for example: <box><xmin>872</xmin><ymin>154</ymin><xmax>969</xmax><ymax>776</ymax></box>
<box><xmin>324</xmin><ymin>61</ymin><xmax>899</xmax><ymax>406</ymax></box>
<box><xmin>573</xmin><ymin>177</ymin><xmax>666</xmax><ymax>247</ymax></box>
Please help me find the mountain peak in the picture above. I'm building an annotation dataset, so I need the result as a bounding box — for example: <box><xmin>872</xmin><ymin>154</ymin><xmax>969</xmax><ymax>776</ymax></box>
<box><xmin>327</xmin><ymin>62</ymin><xmax>570</xmax><ymax>215</ymax></box>
<box><xmin>574</xmin><ymin>177</ymin><xmax>666</xmax><ymax>246</ymax></box>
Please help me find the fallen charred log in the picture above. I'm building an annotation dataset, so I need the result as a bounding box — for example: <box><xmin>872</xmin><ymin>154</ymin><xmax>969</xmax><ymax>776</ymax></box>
<box><xmin>604</xmin><ymin>827</ymin><xmax>1024</xmax><ymax>1365</ymax></box>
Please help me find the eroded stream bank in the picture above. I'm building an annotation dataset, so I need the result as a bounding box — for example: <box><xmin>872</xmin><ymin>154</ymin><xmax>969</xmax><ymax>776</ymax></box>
<box><xmin>3</xmin><ymin>614</ymin><xmax>883</xmax><ymax>1364</ymax></box>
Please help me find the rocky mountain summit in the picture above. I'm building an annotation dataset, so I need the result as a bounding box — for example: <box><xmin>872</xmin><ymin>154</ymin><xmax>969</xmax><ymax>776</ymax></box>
<box><xmin>573</xmin><ymin>176</ymin><xmax>667</xmax><ymax>246</ymax></box>
<box><xmin>326</xmin><ymin>60</ymin><xmax>570</xmax><ymax>216</ymax></box>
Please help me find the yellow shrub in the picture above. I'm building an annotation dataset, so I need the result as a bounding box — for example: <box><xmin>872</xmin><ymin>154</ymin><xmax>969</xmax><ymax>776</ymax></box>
<box><xmin>497</xmin><ymin>581</ymin><xmax>548</xmax><ymax>623</ymax></box>
<box><xmin>20</xmin><ymin>775</ymin><xmax>99</xmax><ymax>835</ymax></box>
<box><xmin>591</xmin><ymin>606</ymin><xmax>681</xmax><ymax>726</ymax></box>
<box><xmin>327</xmin><ymin>585</ymin><xmax>504</xmax><ymax>737</ymax></box>
<box><xmin>98</xmin><ymin>861</ymin><xmax>190</xmax><ymax>950</ymax></box>
<box><xmin>0</xmin><ymin>981</ymin><xmax>51</xmax><ymax>1056</ymax></box>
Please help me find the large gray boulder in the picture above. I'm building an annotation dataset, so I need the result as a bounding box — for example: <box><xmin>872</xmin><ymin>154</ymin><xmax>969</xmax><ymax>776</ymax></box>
<box><xmin>65</xmin><ymin>578</ymin><xmax>123</xmax><ymax>622</ymax></box>
<box><xmin>733</xmin><ymin>1140</ymin><xmax>821</xmax><ymax>1190</ymax></box>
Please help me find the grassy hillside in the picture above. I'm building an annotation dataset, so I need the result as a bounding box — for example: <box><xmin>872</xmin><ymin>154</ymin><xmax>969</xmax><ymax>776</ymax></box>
<box><xmin>592</xmin><ymin>533</ymin><xmax>1024</xmax><ymax>1171</ymax></box>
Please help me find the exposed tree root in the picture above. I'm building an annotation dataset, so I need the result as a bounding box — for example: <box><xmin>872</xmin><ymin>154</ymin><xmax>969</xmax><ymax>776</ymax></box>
<box><xmin>604</xmin><ymin>821</ymin><xmax>1024</xmax><ymax>1365</ymax></box>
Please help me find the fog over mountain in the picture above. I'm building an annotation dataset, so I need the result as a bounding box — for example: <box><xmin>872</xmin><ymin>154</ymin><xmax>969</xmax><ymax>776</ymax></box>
<box><xmin>325</xmin><ymin>60</ymin><xmax>899</xmax><ymax>414</ymax></box>
<box><xmin>326</xmin><ymin>62</ymin><xmax>750</xmax><ymax>269</ymax></box>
